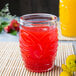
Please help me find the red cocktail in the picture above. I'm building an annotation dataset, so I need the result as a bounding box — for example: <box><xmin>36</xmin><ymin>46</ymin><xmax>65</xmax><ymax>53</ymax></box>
<box><xmin>19</xmin><ymin>13</ymin><xmax>58</xmax><ymax>72</ymax></box>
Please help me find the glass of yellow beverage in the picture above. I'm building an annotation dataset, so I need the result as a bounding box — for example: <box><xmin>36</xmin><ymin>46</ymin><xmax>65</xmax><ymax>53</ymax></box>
<box><xmin>59</xmin><ymin>0</ymin><xmax>76</xmax><ymax>37</ymax></box>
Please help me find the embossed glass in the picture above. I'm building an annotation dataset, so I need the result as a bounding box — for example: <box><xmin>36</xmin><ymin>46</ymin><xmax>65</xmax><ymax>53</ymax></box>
<box><xmin>19</xmin><ymin>13</ymin><xmax>58</xmax><ymax>72</ymax></box>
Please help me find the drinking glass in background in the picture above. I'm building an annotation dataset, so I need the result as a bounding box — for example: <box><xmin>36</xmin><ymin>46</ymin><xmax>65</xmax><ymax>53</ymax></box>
<box><xmin>59</xmin><ymin>0</ymin><xmax>76</xmax><ymax>37</ymax></box>
<box><xmin>19</xmin><ymin>13</ymin><xmax>58</xmax><ymax>72</ymax></box>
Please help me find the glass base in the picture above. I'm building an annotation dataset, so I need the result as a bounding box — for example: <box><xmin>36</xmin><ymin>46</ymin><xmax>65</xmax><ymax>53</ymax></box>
<box><xmin>25</xmin><ymin>64</ymin><xmax>54</xmax><ymax>73</ymax></box>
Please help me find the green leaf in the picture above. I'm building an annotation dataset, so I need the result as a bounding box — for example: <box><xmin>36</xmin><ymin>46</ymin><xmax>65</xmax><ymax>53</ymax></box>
<box><xmin>10</xmin><ymin>30</ymin><xmax>17</xmax><ymax>36</ymax></box>
<box><xmin>1</xmin><ymin>21</ymin><xmax>9</xmax><ymax>28</ymax></box>
<box><xmin>0</xmin><ymin>25</ymin><xmax>3</xmax><ymax>33</ymax></box>
<box><xmin>1</xmin><ymin>21</ymin><xmax>8</xmax><ymax>25</ymax></box>
<box><xmin>0</xmin><ymin>3</ymin><xmax>10</xmax><ymax>17</ymax></box>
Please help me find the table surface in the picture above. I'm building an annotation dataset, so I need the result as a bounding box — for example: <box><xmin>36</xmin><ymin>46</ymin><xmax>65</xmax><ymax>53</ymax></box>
<box><xmin>0</xmin><ymin>31</ymin><xmax>19</xmax><ymax>42</ymax></box>
<box><xmin>0</xmin><ymin>42</ymin><xmax>74</xmax><ymax>76</ymax></box>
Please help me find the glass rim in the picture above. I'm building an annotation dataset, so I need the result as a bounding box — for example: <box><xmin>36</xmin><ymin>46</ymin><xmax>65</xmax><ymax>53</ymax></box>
<box><xmin>20</xmin><ymin>13</ymin><xmax>57</xmax><ymax>23</ymax></box>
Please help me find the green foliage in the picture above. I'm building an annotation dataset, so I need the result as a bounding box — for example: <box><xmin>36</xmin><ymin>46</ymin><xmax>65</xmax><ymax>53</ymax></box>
<box><xmin>0</xmin><ymin>3</ymin><xmax>18</xmax><ymax>36</ymax></box>
<box><xmin>1</xmin><ymin>22</ymin><xmax>9</xmax><ymax>28</ymax></box>
<box><xmin>10</xmin><ymin>30</ymin><xmax>17</xmax><ymax>36</ymax></box>
<box><xmin>0</xmin><ymin>25</ymin><xmax>3</xmax><ymax>33</ymax></box>
<box><xmin>0</xmin><ymin>21</ymin><xmax>9</xmax><ymax>33</ymax></box>
<box><xmin>0</xmin><ymin>4</ymin><xmax>10</xmax><ymax>17</ymax></box>
<box><xmin>0</xmin><ymin>3</ymin><xmax>16</xmax><ymax>18</ymax></box>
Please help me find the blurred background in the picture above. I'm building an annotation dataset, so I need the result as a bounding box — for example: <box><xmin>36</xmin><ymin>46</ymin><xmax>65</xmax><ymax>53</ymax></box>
<box><xmin>0</xmin><ymin>0</ymin><xmax>59</xmax><ymax>17</ymax></box>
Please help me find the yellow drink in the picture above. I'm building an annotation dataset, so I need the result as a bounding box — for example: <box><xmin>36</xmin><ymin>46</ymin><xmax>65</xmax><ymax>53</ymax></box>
<box><xmin>59</xmin><ymin>0</ymin><xmax>76</xmax><ymax>37</ymax></box>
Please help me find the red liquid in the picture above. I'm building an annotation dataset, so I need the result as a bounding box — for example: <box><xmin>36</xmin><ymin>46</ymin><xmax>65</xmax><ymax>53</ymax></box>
<box><xmin>19</xmin><ymin>24</ymin><xmax>58</xmax><ymax>72</ymax></box>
